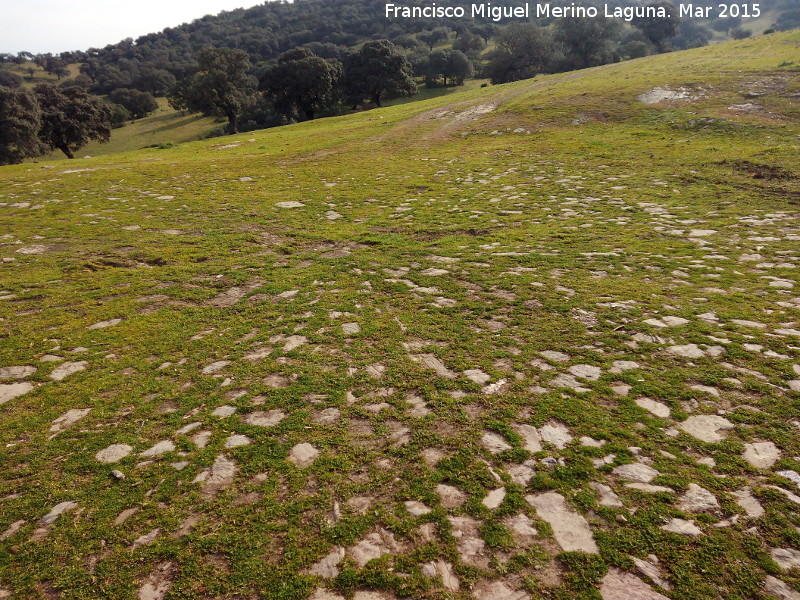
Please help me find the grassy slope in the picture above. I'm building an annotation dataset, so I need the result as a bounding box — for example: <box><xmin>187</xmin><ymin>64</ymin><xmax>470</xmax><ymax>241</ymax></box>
<box><xmin>37</xmin><ymin>97</ymin><xmax>221</xmax><ymax>160</ymax></box>
<box><xmin>0</xmin><ymin>31</ymin><xmax>799</xmax><ymax>600</ymax></box>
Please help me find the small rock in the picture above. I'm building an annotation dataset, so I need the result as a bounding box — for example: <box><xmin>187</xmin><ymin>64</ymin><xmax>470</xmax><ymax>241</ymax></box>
<box><xmin>660</xmin><ymin>518</ymin><xmax>702</xmax><ymax>536</ymax></box>
<box><xmin>96</xmin><ymin>444</ymin><xmax>133</xmax><ymax>463</ymax></box>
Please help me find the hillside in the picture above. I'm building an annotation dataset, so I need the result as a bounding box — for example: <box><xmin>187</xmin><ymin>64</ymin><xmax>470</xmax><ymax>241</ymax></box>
<box><xmin>1</xmin><ymin>31</ymin><xmax>800</xmax><ymax>600</ymax></box>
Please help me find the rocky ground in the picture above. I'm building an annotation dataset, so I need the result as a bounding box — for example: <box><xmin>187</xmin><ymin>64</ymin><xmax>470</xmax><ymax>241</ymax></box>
<box><xmin>1</xmin><ymin>31</ymin><xmax>799</xmax><ymax>600</ymax></box>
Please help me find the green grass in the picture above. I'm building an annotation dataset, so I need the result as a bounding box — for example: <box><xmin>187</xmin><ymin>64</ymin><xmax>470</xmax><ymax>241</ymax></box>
<box><xmin>1</xmin><ymin>30</ymin><xmax>800</xmax><ymax>600</ymax></box>
<box><xmin>36</xmin><ymin>97</ymin><xmax>221</xmax><ymax>160</ymax></box>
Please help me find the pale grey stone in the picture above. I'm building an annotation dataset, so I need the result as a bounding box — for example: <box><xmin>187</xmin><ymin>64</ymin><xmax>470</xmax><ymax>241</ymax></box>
<box><xmin>660</xmin><ymin>518</ymin><xmax>702</xmax><ymax>536</ymax></box>
<box><xmin>526</xmin><ymin>492</ymin><xmax>598</xmax><ymax>553</ymax></box>
<box><xmin>678</xmin><ymin>483</ymin><xmax>719</xmax><ymax>512</ymax></box>
<box><xmin>513</xmin><ymin>424</ymin><xmax>542</xmax><ymax>452</ymax></box>
<box><xmin>600</xmin><ymin>567</ymin><xmax>670</xmax><ymax>600</ymax></box>
<box><xmin>743</xmin><ymin>441</ymin><xmax>781</xmax><ymax>469</ymax></box>
<box><xmin>244</xmin><ymin>409</ymin><xmax>285</xmax><ymax>427</ymax></box>
<box><xmin>448</xmin><ymin>516</ymin><xmax>489</xmax><ymax>568</ymax></box>
<box><xmin>613</xmin><ymin>463</ymin><xmax>659</xmax><ymax>483</ymax></box>
<box><xmin>569</xmin><ymin>364</ymin><xmax>602</xmax><ymax>381</ymax></box>
<box><xmin>436</xmin><ymin>484</ymin><xmax>466</xmax><ymax>508</ymax></box>
<box><xmin>224</xmin><ymin>434</ymin><xmax>251</xmax><ymax>448</ymax></box>
<box><xmin>590</xmin><ymin>482</ymin><xmax>624</xmax><ymax>508</ymax></box>
<box><xmin>49</xmin><ymin>408</ymin><xmax>90</xmax><ymax>433</ymax></box>
<box><xmin>482</xmin><ymin>431</ymin><xmax>511</xmax><ymax>454</ymax></box>
<box><xmin>140</xmin><ymin>440</ymin><xmax>175</xmax><ymax>457</ymax></box>
<box><xmin>41</xmin><ymin>501</ymin><xmax>78</xmax><ymax>525</ymax></box>
<box><xmin>49</xmin><ymin>360</ymin><xmax>88</xmax><ymax>381</ymax></box>
<box><xmin>539</xmin><ymin>421</ymin><xmax>572</xmax><ymax>449</ymax></box>
<box><xmin>289</xmin><ymin>442</ymin><xmax>319</xmax><ymax>467</ymax></box>
<box><xmin>772</xmin><ymin>548</ymin><xmax>800</xmax><ymax>571</ymax></box>
<box><xmin>666</xmin><ymin>344</ymin><xmax>704</xmax><ymax>358</ymax></box>
<box><xmin>733</xmin><ymin>488</ymin><xmax>765</xmax><ymax>518</ymax></box>
<box><xmin>348</xmin><ymin>528</ymin><xmax>404</xmax><ymax>567</ymax></box>
<box><xmin>764</xmin><ymin>576</ymin><xmax>800</xmax><ymax>600</ymax></box>
<box><xmin>0</xmin><ymin>366</ymin><xmax>36</xmax><ymax>379</ymax></box>
<box><xmin>679</xmin><ymin>415</ymin><xmax>734</xmax><ymax>443</ymax></box>
<box><xmin>307</xmin><ymin>547</ymin><xmax>345</xmax><ymax>578</ymax></box>
<box><xmin>96</xmin><ymin>443</ymin><xmax>133</xmax><ymax>463</ymax></box>
<box><xmin>482</xmin><ymin>487</ymin><xmax>506</xmax><ymax>509</ymax></box>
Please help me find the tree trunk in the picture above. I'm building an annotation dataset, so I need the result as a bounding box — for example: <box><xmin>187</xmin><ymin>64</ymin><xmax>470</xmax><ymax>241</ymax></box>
<box><xmin>373</xmin><ymin>91</ymin><xmax>382</xmax><ymax>108</ymax></box>
<box><xmin>58</xmin><ymin>145</ymin><xmax>74</xmax><ymax>159</ymax></box>
<box><xmin>227</xmin><ymin>114</ymin><xmax>238</xmax><ymax>135</ymax></box>
<box><xmin>304</xmin><ymin>109</ymin><xmax>315</xmax><ymax>120</ymax></box>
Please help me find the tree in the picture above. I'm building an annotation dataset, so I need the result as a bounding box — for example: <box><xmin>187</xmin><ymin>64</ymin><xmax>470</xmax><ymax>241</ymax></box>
<box><xmin>108</xmin><ymin>102</ymin><xmax>131</xmax><ymax>128</ymax></box>
<box><xmin>452</xmin><ymin>31</ymin><xmax>486</xmax><ymax>58</ymax></box>
<box><xmin>34</xmin><ymin>83</ymin><xmax>111</xmax><ymax>159</ymax></box>
<box><xmin>109</xmin><ymin>88</ymin><xmax>158</xmax><ymax>118</ymax></box>
<box><xmin>424</xmin><ymin>49</ymin><xmax>473</xmax><ymax>87</ymax></box>
<box><xmin>166</xmin><ymin>77</ymin><xmax>196</xmax><ymax>113</ymax></box>
<box><xmin>131</xmin><ymin>68</ymin><xmax>176</xmax><ymax>96</ymax></box>
<box><xmin>553</xmin><ymin>17</ymin><xmax>620</xmax><ymax>70</ymax></box>
<box><xmin>0</xmin><ymin>71</ymin><xmax>24</xmax><ymax>88</ymax></box>
<box><xmin>486</xmin><ymin>23</ymin><xmax>553</xmax><ymax>85</ymax></box>
<box><xmin>190</xmin><ymin>47</ymin><xmax>257</xmax><ymax>134</ymax></box>
<box><xmin>0</xmin><ymin>87</ymin><xmax>43</xmax><ymax>165</ymax></box>
<box><xmin>342</xmin><ymin>40</ymin><xmax>416</xmax><ymax>108</ymax></box>
<box><xmin>418</xmin><ymin>27</ymin><xmax>450</xmax><ymax>50</ymax></box>
<box><xmin>633</xmin><ymin>1</ymin><xmax>681</xmax><ymax>52</ymax></box>
<box><xmin>259</xmin><ymin>48</ymin><xmax>342</xmax><ymax>121</ymax></box>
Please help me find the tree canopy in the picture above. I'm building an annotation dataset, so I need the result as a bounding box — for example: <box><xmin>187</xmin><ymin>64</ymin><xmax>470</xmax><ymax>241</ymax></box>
<box><xmin>34</xmin><ymin>83</ymin><xmax>111</xmax><ymax>159</ymax></box>
<box><xmin>342</xmin><ymin>40</ymin><xmax>416</xmax><ymax>108</ymax></box>
<box><xmin>0</xmin><ymin>87</ymin><xmax>43</xmax><ymax>165</ymax></box>
<box><xmin>259</xmin><ymin>48</ymin><xmax>342</xmax><ymax>121</ymax></box>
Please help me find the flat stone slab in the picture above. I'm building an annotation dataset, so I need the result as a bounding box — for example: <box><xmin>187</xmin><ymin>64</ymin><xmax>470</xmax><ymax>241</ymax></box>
<box><xmin>613</xmin><ymin>463</ymin><xmax>660</xmax><ymax>483</ymax></box>
<box><xmin>448</xmin><ymin>516</ymin><xmax>489</xmax><ymax>568</ymax></box>
<box><xmin>660</xmin><ymin>518</ymin><xmax>702</xmax><ymax>536</ymax></box>
<box><xmin>348</xmin><ymin>528</ymin><xmax>404</xmax><ymax>567</ymax></box>
<box><xmin>481</xmin><ymin>431</ymin><xmax>512</xmax><ymax>454</ymax></box>
<box><xmin>0</xmin><ymin>366</ymin><xmax>36</xmax><ymax>379</ymax></box>
<box><xmin>50</xmin><ymin>408</ymin><xmax>91</xmax><ymax>434</ymax></box>
<box><xmin>764</xmin><ymin>575</ymin><xmax>800</xmax><ymax>600</ymax></box>
<box><xmin>0</xmin><ymin>382</ymin><xmax>35</xmax><ymax>405</ymax></box>
<box><xmin>244</xmin><ymin>409</ymin><xmax>285</xmax><ymax>427</ymax></box>
<box><xmin>49</xmin><ymin>361</ymin><xmax>87</xmax><ymax>381</ymax></box>
<box><xmin>678</xmin><ymin>483</ymin><xmax>719</xmax><ymax>512</ymax></box>
<box><xmin>140</xmin><ymin>440</ymin><xmax>176</xmax><ymax>457</ymax></box>
<box><xmin>307</xmin><ymin>547</ymin><xmax>345</xmax><ymax>578</ymax></box>
<box><xmin>436</xmin><ymin>484</ymin><xmax>466</xmax><ymax>508</ymax></box>
<box><xmin>421</xmin><ymin>559</ymin><xmax>459</xmax><ymax>591</ymax></box>
<box><xmin>679</xmin><ymin>415</ymin><xmax>734</xmax><ymax>443</ymax></box>
<box><xmin>526</xmin><ymin>492</ymin><xmax>598</xmax><ymax>553</ymax></box>
<box><xmin>288</xmin><ymin>442</ymin><xmax>319</xmax><ymax>467</ymax></box>
<box><xmin>472</xmin><ymin>580</ymin><xmax>530</xmax><ymax>600</ymax></box>
<box><xmin>635</xmin><ymin>398</ymin><xmax>671</xmax><ymax>418</ymax></box>
<box><xmin>96</xmin><ymin>444</ymin><xmax>133</xmax><ymax>463</ymax></box>
<box><xmin>41</xmin><ymin>501</ymin><xmax>78</xmax><ymax>525</ymax></box>
<box><xmin>569</xmin><ymin>364</ymin><xmax>602</xmax><ymax>380</ymax></box>
<box><xmin>482</xmin><ymin>487</ymin><xmax>506</xmax><ymax>509</ymax></box>
<box><xmin>512</xmin><ymin>424</ymin><xmax>542</xmax><ymax>452</ymax></box>
<box><xmin>590</xmin><ymin>483</ymin><xmax>624</xmax><ymax>508</ymax></box>
<box><xmin>743</xmin><ymin>441</ymin><xmax>781</xmax><ymax>469</ymax></box>
<box><xmin>88</xmin><ymin>318</ymin><xmax>122</xmax><ymax>329</ymax></box>
<box><xmin>600</xmin><ymin>567</ymin><xmax>670</xmax><ymax>600</ymax></box>
<box><xmin>772</xmin><ymin>548</ymin><xmax>800</xmax><ymax>571</ymax></box>
<box><xmin>666</xmin><ymin>344</ymin><xmax>705</xmax><ymax>358</ymax></box>
<box><xmin>538</xmin><ymin>421</ymin><xmax>573</xmax><ymax>449</ymax></box>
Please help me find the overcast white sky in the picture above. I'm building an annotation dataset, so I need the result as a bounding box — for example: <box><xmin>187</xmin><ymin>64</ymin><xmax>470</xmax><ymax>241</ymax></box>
<box><xmin>0</xmin><ymin>0</ymin><xmax>260</xmax><ymax>54</ymax></box>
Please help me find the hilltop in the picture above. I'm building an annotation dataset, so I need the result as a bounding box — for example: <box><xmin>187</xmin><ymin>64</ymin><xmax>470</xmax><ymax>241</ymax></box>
<box><xmin>0</xmin><ymin>31</ymin><xmax>799</xmax><ymax>600</ymax></box>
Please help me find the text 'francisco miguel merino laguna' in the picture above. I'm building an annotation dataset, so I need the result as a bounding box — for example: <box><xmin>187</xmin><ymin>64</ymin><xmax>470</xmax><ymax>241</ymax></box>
<box><xmin>384</xmin><ymin>3</ymin><xmax>759</xmax><ymax>22</ymax></box>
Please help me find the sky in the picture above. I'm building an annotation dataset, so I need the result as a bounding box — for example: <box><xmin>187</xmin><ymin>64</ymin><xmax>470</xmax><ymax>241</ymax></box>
<box><xmin>0</xmin><ymin>0</ymin><xmax>261</xmax><ymax>54</ymax></box>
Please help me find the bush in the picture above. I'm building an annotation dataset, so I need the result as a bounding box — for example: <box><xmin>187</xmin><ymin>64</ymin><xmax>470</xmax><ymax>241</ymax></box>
<box><xmin>108</xmin><ymin>88</ymin><xmax>158</xmax><ymax>119</ymax></box>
